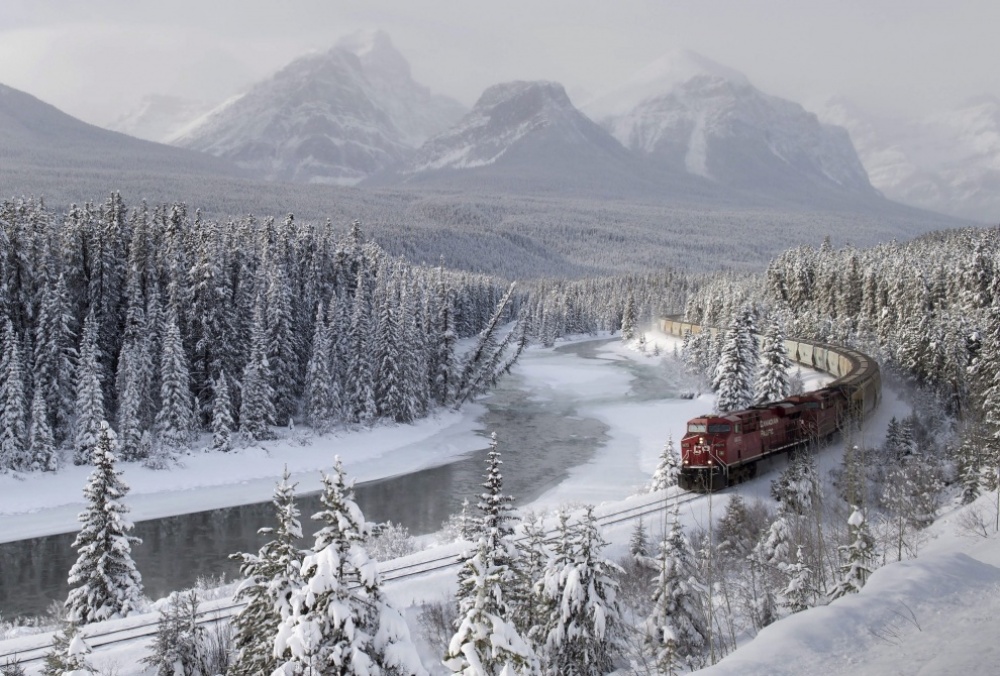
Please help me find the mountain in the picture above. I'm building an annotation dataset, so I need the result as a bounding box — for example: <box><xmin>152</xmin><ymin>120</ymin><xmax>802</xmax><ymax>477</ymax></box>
<box><xmin>817</xmin><ymin>96</ymin><xmax>1000</xmax><ymax>223</ymax></box>
<box><xmin>585</xmin><ymin>51</ymin><xmax>878</xmax><ymax>204</ymax></box>
<box><xmin>370</xmin><ymin>79</ymin><xmax>720</xmax><ymax>199</ymax></box>
<box><xmin>0</xmin><ymin>82</ymin><xmax>243</xmax><ymax>180</ymax></box>
<box><xmin>107</xmin><ymin>94</ymin><xmax>215</xmax><ymax>143</ymax></box>
<box><xmin>172</xmin><ymin>31</ymin><xmax>465</xmax><ymax>185</ymax></box>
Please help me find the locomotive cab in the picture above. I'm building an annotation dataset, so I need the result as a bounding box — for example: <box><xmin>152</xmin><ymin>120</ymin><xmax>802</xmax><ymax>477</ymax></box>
<box><xmin>679</xmin><ymin>415</ymin><xmax>739</xmax><ymax>490</ymax></box>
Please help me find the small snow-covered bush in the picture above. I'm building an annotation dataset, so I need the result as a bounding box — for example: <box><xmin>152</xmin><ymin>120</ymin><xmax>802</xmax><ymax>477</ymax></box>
<box><xmin>368</xmin><ymin>521</ymin><xmax>416</xmax><ymax>561</ymax></box>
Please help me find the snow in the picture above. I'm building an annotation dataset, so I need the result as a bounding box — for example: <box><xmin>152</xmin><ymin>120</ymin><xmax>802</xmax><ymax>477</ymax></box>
<box><xmin>7</xmin><ymin>327</ymin><xmax>1000</xmax><ymax>676</ymax></box>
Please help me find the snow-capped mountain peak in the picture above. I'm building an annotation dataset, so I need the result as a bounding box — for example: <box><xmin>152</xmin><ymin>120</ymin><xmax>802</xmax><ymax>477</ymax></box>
<box><xmin>171</xmin><ymin>32</ymin><xmax>464</xmax><ymax>185</ymax></box>
<box><xmin>584</xmin><ymin>48</ymin><xmax>750</xmax><ymax>121</ymax></box>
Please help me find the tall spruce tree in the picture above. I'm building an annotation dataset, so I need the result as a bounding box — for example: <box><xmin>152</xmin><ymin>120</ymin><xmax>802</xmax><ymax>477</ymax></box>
<box><xmin>273</xmin><ymin>458</ymin><xmax>427</xmax><ymax>675</ymax></box>
<box><xmin>536</xmin><ymin>508</ymin><xmax>624</xmax><ymax>676</ymax></box>
<box><xmin>211</xmin><ymin>370</ymin><xmax>234</xmax><ymax>453</ymax></box>
<box><xmin>445</xmin><ymin>433</ymin><xmax>536</xmax><ymax>676</ymax></box>
<box><xmin>240</xmin><ymin>293</ymin><xmax>276</xmax><ymax>442</ymax></box>
<box><xmin>65</xmin><ymin>422</ymin><xmax>144</xmax><ymax>624</ymax></box>
<box><xmin>754</xmin><ymin>319</ymin><xmax>791</xmax><ymax>404</ymax></box>
<box><xmin>0</xmin><ymin>319</ymin><xmax>28</xmax><ymax>471</ymax></box>
<box><xmin>154</xmin><ymin>306</ymin><xmax>194</xmax><ymax>451</ymax></box>
<box><xmin>28</xmin><ymin>388</ymin><xmax>58</xmax><ymax>472</ymax></box>
<box><xmin>650</xmin><ymin>436</ymin><xmax>680</xmax><ymax>492</ymax></box>
<box><xmin>73</xmin><ymin>309</ymin><xmax>104</xmax><ymax>466</ymax></box>
<box><xmin>230</xmin><ymin>468</ymin><xmax>304</xmax><ymax>676</ymax></box>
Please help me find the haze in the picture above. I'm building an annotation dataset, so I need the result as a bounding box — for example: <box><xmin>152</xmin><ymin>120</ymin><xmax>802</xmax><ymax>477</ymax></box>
<box><xmin>1</xmin><ymin>0</ymin><xmax>997</xmax><ymax>127</ymax></box>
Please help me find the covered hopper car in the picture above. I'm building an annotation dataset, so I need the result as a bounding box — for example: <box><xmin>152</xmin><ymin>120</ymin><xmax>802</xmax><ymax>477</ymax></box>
<box><xmin>659</xmin><ymin>317</ymin><xmax>881</xmax><ymax>491</ymax></box>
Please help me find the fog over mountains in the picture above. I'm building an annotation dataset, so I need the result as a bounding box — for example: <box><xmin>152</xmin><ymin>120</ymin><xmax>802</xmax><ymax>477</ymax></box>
<box><xmin>64</xmin><ymin>30</ymin><xmax>990</xmax><ymax>223</ymax></box>
<box><xmin>164</xmin><ymin>31</ymin><xmax>882</xmax><ymax>210</ymax></box>
<box><xmin>816</xmin><ymin>95</ymin><xmax>1000</xmax><ymax>222</ymax></box>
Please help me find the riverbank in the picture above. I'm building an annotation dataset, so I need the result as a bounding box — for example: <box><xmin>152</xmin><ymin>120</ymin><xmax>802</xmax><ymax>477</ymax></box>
<box><xmin>0</xmin><ymin>331</ymin><xmax>711</xmax><ymax>545</ymax></box>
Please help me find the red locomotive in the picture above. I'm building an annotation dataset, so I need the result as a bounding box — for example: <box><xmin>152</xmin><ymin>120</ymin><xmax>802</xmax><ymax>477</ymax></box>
<box><xmin>659</xmin><ymin>317</ymin><xmax>881</xmax><ymax>492</ymax></box>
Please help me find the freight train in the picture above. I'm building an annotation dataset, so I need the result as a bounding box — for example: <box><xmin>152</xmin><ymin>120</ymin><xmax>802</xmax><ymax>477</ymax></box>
<box><xmin>659</xmin><ymin>317</ymin><xmax>881</xmax><ymax>491</ymax></box>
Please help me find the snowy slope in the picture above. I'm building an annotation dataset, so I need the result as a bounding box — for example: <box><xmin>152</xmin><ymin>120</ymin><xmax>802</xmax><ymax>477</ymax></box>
<box><xmin>587</xmin><ymin>52</ymin><xmax>876</xmax><ymax>201</ymax></box>
<box><xmin>816</xmin><ymin>96</ymin><xmax>1000</xmax><ymax>223</ymax></box>
<box><xmin>107</xmin><ymin>94</ymin><xmax>215</xmax><ymax>143</ymax></box>
<box><xmin>172</xmin><ymin>31</ymin><xmax>464</xmax><ymax>185</ymax></box>
<box><xmin>0</xmin><ymin>83</ymin><xmax>243</xmax><ymax>177</ymax></box>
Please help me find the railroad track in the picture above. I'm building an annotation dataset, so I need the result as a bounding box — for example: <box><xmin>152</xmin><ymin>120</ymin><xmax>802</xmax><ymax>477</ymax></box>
<box><xmin>0</xmin><ymin>488</ymin><xmax>703</xmax><ymax>666</ymax></box>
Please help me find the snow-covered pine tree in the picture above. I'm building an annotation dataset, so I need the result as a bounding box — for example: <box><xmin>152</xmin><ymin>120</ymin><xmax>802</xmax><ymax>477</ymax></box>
<box><xmin>240</xmin><ymin>293</ymin><xmax>276</xmax><ymax>442</ymax></box>
<box><xmin>453</xmin><ymin>284</ymin><xmax>524</xmax><ymax>406</ymax></box>
<box><xmin>536</xmin><ymin>508</ymin><xmax>624</xmax><ymax>676</ymax></box>
<box><xmin>346</xmin><ymin>267</ymin><xmax>377</xmax><ymax>425</ymax></box>
<box><xmin>211</xmin><ymin>370</ymin><xmax>234</xmax><ymax>453</ymax></box>
<box><xmin>73</xmin><ymin>309</ymin><xmax>104</xmax><ymax>466</ymax></box>
<box><xmin>754</xmin><ymin>319</ymin><xmax>791</xmax><ymax>404</ymax></box>
<box><xmin>445</xmin><ymin>433</ymin><xmax>536</xmax><ymax>676</ymax></box>
<box><xmin>265</xmin><ymin>258</ymin><xmax>297</xmax><ymax>427</ymax></box>
<box><xmin>115</xmin><ymin>269</ymin><xmax>151</xmax><ymax>461</ymax></box>
<box><xmin>305</xmin><ymin>302</ymin><xmax>335</xmax><ymax>432</ymax></box>
<box><xmin>373</xmin><ymin>275</ymin><xmax>408</xmax><ymax>422</ymax></box>
<box><xmin>644</xmin><ymin>505</ymin><xmax>707</xmax><ymax>671</ymax></box>
<box><xmin>273</xmin><ymin>458</ymin><xmax>427</xmax><ymax>675</ymax></box>
<box><xmin>430</xmin><ymin>267</ymin><xmax>458</xmax><ymax>407</ymax></box>
<box><xmin>28</xmin><ymin>388</ymin><xmax>58</xmax><ymax>472</ymax></box>
<box><xmin>712</xmin><ymin>312</ymin><xmax>756</xmax><ymax>413</ymax></box>
<box><xmin>629</xmin><ymin>517</ymin><xmax>650</xmax><ymax>560</ymax></box>
<box><xmin>0</xmin><ymin>320</ymin><xmax>28</xmax><ymax>472</ymax></box>
<box><xmin>230</xmin><ymin>468</ymin><xmax>304</xmax><ymax>676</ymax></box>
<box><xmin>650</xmin><ymin>436</ymin><xmax>680</xmax><ymax>492</ymax></box>
<box><xmin>65</xmin><ymin>422</ymin><xmax>144</xmax><ymax>623</ymax></box>
<box><xmin>33</xmin><ymin>269</ymin><xmax>76</xmax><ymax>444</ymax></box>
<box><xmin>828</xmin><ymin>506</ymin><xmax>875</xmax><ymax>600</ymax></box>
<box><xmin>41</xmin><ymin>621</ymin><xmax>95</xmax><ymax>676</ymax></box>
<box><xmin>621</xmin><ymin>291</ymin><xmax>637</xmax><ymax>341</ymax></box>
<box><xmin>154</xmin><ymin>306</ymin><xmax>194</xmax><ymax>451</ymax></box>
<box><xmin>780</xmin><ymin>546</ymin><xmax>815</xmax><ymax>614</ymax></box>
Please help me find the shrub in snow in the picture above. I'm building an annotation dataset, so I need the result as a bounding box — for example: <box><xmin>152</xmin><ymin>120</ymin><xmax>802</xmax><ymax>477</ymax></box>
<box><xmin>41</xmin><ymin>622</ymin><xmax>94</xmax><ymax>676</ymax></box>
<box><xmin>142</xmin><ymin>590</ymin><xmax>208</xmax><ymax>676</ymax></box>
<box><xmin>368</xmin><ymin>521</ymin><xmax>416</xmax><ymax>561</ymax></box>
<box><xmin>65</xmin><ymin>422</ymin><xmax>144</xmax><ymax>625</ymax></box>
<box><xmin>829</xmin><ymin>506</ymin><xmax>876</xmax><ymax>600</ymax></box>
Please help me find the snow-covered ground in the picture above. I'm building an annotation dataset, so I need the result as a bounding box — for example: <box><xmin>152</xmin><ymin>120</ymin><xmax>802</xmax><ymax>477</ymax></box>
<box><xmin>6</xmin><ymin>327</ymin><xmax>996</xmax><ymax>676</ymax></box>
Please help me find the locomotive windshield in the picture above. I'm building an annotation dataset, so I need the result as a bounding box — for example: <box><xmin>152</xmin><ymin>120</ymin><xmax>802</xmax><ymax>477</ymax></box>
<box><xmin>687</xmin><ymin>423</ymin><xmax>707</xmax><ymax>433</ymax></box>
<box><xmin>708</xmin><ymin>424</ymin><xmax>731</xmax><ymax>433</ymax></box>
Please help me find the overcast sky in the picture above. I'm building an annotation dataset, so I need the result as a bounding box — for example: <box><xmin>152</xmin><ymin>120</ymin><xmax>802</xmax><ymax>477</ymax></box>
<box><xmin>0</xmin><ymin>0</ymin><xmax>996</xmax><ymax>126</ymax></box>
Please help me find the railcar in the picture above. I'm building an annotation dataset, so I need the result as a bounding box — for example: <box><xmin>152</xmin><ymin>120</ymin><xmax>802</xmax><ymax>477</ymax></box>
<box><xmin>659</xmin><ymin>316</ymin><xmax>881</xmax><ymax>491</ymax></box>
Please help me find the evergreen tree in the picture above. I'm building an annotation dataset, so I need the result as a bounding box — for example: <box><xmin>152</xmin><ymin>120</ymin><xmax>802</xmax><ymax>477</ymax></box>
<box><xmin>0</xmin><ymin>320</ymin><xmax>28</xmax><ymax>471</ymax></box>
<box><xmin>829</xmin><ymin>506</ymin><xmax>875</xmax><ymax>600</ymax></box>
<box><xmin>273</xmin><ymin>458</ymin><xmax>427</xmax><ymax>675</ymax></box>
<box><xmin>211</xmin><ymin>370</ymin><xmax>234</xmax><ymax>453</ymax></box>
<box><xmin>305</xmin><ymin>302</ymin><xmax>335</xmax><ymax>432</ymax></box>
<box><xmin>536</xmin><ymin>508</ymin><xmax>624</xmax><ymax>676</ymax></box>
<box><xmin>712</xmin><ymin>311</ymin><xmax>757</xmax><ymax>413</ymax></box>
<box><xmin>430</xmin><ymin>268</ymin><xmax>458</xmax><ymax>407</ymax></box>
<box><xmin>650</xmin><ymin>436</ymin><xmax>680</xmax><ymax>492</ymax></box>
<box><xmin>621</xmin><ymin>291</ymin><xmax>637</xmax><ymax>341</ymax></box>
<box><xmin>155</xmin><ymin>307</ymin><xmax>194</xmax><ymax>451</ymax></box>
<box><xmin>65</xmin><ymin>422</ymin><xmax>144</xmax><ymax>624</ymax></box>
<box><xmin>240</xmin><ymin>293</ymin><xmax>276</xmax><ymax>442</ymax></box>
<box><xmin>346</xmin><ymin>269</ymin><xmax>377</xmax><ymax>425</ymax></box>
<box><xmin>33</xmin><ymin>270</ymin><xmax>77</xmax><ymax>444</ymax></box>
<box><xmin>644</xmin><ymin>506</ymin><xmax>707</xmax><ymax>671</ymax></box>
<box><xmin>754</xmin><ymin>319</ymin><xmax>791</xmax><ymax>404</ymax></box>
<box><xmin>28</xmin><ymin>388</ymin><xmax>58</xmax><ymax>472</ymax></box>
<box><xmin>446</xmin><ymin>434</ymin><xmax>536</xmax><ymax>676</ymax></box>
<box><xmin>73</xmin><ymin>310</ymin><xmax>104</xmax><ymax>466</ymax></box>
<box><xmin>265</xmin><ymin>260</ymin><xmax>297</xmax><ymax>426</ymax></box>
<box><xmin>780</xmin><ymin>546</ymin><xmax>815</xmax><ymax>614</ymax></box>
<box><xmin>230</xmin><ymin>469</ymin><xmax>304</xmax><ymax>676</ymax></box>
<box><xmin>629</xmin><ymin>517</ymin><xmax>650</xmax><ymax>559</ymax></box>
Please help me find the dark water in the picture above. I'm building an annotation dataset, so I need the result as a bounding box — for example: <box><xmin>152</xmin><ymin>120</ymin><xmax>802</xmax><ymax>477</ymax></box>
<box><xmin>0</xmin><ymin>339</ymin><xmax>676</xmax><ymax>619</ymax></box>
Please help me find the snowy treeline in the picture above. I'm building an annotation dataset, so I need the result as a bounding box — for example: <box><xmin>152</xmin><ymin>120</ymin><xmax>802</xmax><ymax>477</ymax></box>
<box><xmin>521</xmin><ymin>272</ymin><xmax>699</xmax><ymax>346</ymax></box>
<box><xmin>0</xmin><ymin>194</ymin><xmax>524</xmax><ymax>473</ymax></box>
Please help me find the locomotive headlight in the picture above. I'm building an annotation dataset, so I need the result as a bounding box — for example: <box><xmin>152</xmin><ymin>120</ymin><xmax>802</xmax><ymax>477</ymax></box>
<box><xmin>699</xmin><ymin>437</ymin><xmax>705</xmax><ymax>444</ymax></box>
